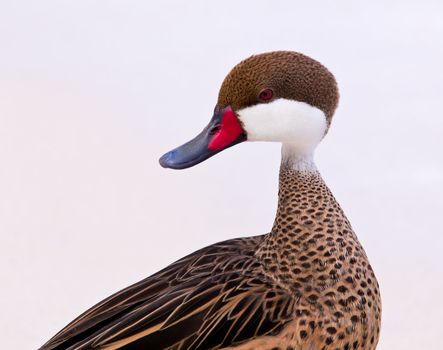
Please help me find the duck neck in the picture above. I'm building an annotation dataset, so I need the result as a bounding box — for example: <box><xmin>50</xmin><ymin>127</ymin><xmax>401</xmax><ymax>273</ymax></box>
<box><xmin>280</xmin><ymin>144</ymin><xmax>317</xmax><ymax>172</ymax></box>
<box><xmin>271</xmin><ymin>160</ymin><xmax>339</xmax><ymax>235</ymax></box>
<box><xmin>271</xmin><ymin>150</ymin><xmax>343</xmax><ymax>240</ymax></box>
<box><xmin>256</xmin><ymin>146</ymin><xmax>360</xmax><ymax>290</ymax></box>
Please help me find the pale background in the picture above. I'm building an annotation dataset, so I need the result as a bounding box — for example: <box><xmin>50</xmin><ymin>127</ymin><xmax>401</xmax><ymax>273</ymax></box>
<box><xmin>1</xmin><ymin>1</ymin><xmax>442</xmax><ymax>349</ymax></box>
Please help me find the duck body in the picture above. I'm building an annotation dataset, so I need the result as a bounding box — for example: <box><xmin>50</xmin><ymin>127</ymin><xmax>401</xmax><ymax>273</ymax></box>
<box><xmin>41</xmin><ymin>51</ymin><xmax>381</xmax><ymax>349</ymax></box>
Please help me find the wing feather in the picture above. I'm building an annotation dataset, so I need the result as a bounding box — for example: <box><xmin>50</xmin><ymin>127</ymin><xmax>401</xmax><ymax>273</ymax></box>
<box><xmin>40</xmin><ymin>236</ymin><xmax>297</xmax><ymax>350</ymax></box>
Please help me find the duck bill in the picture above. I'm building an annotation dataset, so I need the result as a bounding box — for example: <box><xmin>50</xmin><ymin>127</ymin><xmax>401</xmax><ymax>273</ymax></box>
<box><xmin>159</xmin><ymin>106</ymin><xmax>246</xmax><ymax>169</ymax></box>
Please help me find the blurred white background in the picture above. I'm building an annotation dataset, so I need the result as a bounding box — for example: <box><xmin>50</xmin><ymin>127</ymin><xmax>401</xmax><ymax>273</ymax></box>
<box><xmin>1</xmin><ymin>1</ymin><xmax>442</xmax><ymax>349</ymax></box>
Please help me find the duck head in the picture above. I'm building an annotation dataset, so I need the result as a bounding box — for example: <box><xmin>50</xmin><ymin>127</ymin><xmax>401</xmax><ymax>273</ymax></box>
<box><xmin>159</xmin><ymin>51</ymin><xmax>339</xmax><ymax>170</ymax></box>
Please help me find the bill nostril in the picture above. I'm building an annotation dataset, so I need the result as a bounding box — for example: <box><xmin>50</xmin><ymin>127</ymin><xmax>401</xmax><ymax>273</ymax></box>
<box><xmin>209</xmin><ymin>124</ymin><xmax>221</xmax><ymax>135</ymax></box>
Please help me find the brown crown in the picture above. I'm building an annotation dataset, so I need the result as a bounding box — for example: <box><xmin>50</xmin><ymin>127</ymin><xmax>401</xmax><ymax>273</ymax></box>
<box><xmin>217</xmin><ymin>51</ymin><xmax>339</xmax><ymax>122</ymax></box>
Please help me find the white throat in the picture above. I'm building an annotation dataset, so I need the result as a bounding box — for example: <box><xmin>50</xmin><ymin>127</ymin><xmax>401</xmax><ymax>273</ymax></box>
<box><xmin>281</xmin><ymin>145</ymin><xmax>317</xmax><ymax>172</ymax></box>
<box><xmin>237</xmin><ymin>98</ymin><xmax>327</xmax><ymax>172</ymax></box>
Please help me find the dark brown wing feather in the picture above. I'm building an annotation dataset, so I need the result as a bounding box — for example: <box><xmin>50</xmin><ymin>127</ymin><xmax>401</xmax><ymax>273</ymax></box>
<box><xmin>40</xmin><ymin>235</ymin><xmax>296</xmax><ymax>350</ymax></box>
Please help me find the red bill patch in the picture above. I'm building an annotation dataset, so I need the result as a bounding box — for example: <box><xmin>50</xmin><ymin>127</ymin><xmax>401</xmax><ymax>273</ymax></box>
<box><xmin>208</xmin><ymin>107</ymin><xmax>244</xmax><ymax>150</ymax></box>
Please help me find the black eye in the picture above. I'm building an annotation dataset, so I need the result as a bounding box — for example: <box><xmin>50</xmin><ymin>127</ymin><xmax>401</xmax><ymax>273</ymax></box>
<box><xmin>258</xmin><ymin>88</ymin><xmax>273</xmax><ymax>101</ymax></box>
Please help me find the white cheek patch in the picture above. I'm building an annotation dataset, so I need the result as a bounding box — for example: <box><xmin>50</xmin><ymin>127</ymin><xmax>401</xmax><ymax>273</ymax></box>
<box><xmin>236</xmin><ymin>98</ymin><xmax>327</xmax><ymax>153</ymax></box>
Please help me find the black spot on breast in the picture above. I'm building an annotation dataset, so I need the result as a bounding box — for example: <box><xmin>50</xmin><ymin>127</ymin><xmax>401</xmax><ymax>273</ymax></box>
<box><xmin>337</xmin><ymin>285</ymin><xmax>348</xmax><ymax>293</ymax></box>
<box><xmin>325</xmin><ymin>299</ymin><xmax>334</xmax><ymax>307</ymax></box>
<box><xmin>326</xmin><ymin>327</ymin><xmax>337</xmax><ymax>334</ymax></box>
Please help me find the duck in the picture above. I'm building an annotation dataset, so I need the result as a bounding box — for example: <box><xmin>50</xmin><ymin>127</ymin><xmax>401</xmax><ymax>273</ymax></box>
<box><xmin>40</xmin><ymin>51</ymin><xmax>381</xmax><ymax>350</ymax></box>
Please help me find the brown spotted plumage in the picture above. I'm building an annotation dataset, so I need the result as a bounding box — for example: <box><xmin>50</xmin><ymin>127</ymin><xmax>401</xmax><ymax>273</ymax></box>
<box><xmin>40</xmin><ymin>51</ymin><xmax>381</xmax><ymax>350</ymax></box>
